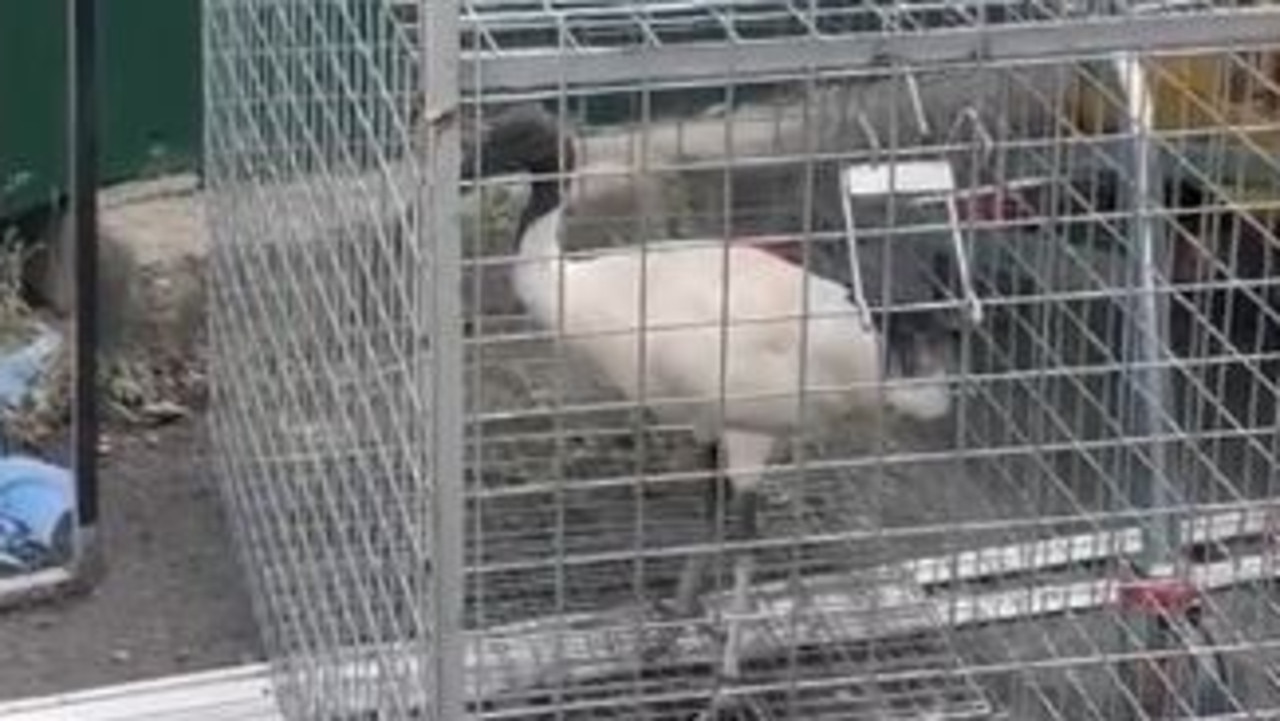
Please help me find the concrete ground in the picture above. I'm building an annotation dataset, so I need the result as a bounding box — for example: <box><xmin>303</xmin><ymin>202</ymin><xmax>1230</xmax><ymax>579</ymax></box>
<box><xmin>0</xmin><ymin>413</ymin><xmax>262</xmax><ymax>700</ymax></box>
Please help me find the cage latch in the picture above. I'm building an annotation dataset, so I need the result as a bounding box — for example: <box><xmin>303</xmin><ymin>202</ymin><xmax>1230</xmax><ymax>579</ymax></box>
<box><xmin>840</xmin><ymin>160</ymin><xmax>986</xmax><ymax>331</ymax></box>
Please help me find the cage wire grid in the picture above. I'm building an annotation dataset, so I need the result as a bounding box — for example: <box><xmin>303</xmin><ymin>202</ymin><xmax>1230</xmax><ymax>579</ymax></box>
<box><xmin>204</xmin><ymin>0</ymin><xmax>1280</xmax><ymax>719</ymax></box>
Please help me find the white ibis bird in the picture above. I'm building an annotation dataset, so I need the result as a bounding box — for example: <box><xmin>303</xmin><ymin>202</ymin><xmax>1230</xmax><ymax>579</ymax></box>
<box><xmin>466</xmin><ymin>103</ymin><xmax>960</xmax><ymax>678</ymax></box>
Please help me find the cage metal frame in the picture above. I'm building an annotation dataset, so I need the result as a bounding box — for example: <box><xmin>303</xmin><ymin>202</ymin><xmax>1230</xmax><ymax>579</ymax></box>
<box><xmin>204</xmin><ymin>1</ymin><xmax>1280</xmax><ymax>719</ymax></box>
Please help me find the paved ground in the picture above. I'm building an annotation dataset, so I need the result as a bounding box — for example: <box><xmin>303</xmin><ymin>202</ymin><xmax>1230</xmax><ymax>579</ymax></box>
<box><xmin>0</xmin><ymin>413</ymin><xmax>263</xmax><ymax>701</ymax></box>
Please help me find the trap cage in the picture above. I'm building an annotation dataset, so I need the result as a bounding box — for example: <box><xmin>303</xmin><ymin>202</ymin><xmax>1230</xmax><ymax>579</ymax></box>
<box><xmin>203</xmin><ymin>0</ymin><xmax>1280</xmax><ymax>719</ymax></box>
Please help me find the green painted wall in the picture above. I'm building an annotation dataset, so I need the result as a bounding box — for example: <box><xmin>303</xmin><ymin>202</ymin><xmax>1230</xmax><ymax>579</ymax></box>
<box><xmin>0</xmin><ymin>0</ymin><xmax>201</xmax><ymax>219</ymax></box>
<box><xmin>0</xmin><ymin>1</ymin><xmax>68</xmax><ymax>218</ymax></box>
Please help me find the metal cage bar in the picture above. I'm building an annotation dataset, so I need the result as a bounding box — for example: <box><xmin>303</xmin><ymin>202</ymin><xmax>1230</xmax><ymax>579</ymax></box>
<box><xmin>460</xmin><ymin>10</ymin><xmax>1280</xmax><ymax>91</ymax></box>
<box><xmin>419</xmin><ymin>1</ymin><xmax>467</xmax><ymax>719</ymax></box>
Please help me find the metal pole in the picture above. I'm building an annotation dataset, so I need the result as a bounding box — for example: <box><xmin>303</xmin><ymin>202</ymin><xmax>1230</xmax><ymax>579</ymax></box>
<box><xmin>420</xmin><ymin>1</ymin><xmax>465</xmax><ymax>718</ymax></box>
<box><xmin>68</xmin><ymin>0</ymin><xmax>100</xmax><ymax>556</ymax></box>
<box><xmin>1116</xmin><ymin>51</ymin><xmax>1177</xmax><ymax>580</ymax></box>
<box><xmin>1115</xmin><ymin>51</ymin><xmax>1188</xmax><ymax>720</ymax></box>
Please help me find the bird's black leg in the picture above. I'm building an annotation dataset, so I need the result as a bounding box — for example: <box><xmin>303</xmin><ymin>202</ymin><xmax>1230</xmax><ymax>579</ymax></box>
<box><xmin>643</xmin><ymin>443</ymin><xmax>722</xmax><ymax>665</ymax></box>
<box><xmin>732</xmin><ymin>483</ymin><xmax>759</xmax><ymax>542</ymax></box>
<box><xmin>672</xmin><ymin>442</ymin><xmax>722</xmax><ymax>617</ymax></box>
<box><xmin>723</xmin><ymin>481</ymin><xmax>759</xmax><ymax>678</ymax></box>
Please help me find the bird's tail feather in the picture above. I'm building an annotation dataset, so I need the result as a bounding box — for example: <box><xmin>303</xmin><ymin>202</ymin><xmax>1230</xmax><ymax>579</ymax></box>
<box><xmin>885</xmin><ymin>372</ymin><xmax>952</xmax><ymax>421</ymax></box>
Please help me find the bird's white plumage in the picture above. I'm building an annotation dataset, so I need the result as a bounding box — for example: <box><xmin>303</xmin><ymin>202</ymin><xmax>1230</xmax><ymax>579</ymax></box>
<box><xmin>513</xmin><ymin>207</ymin><xmax>950</xmax><ymax>447</ymax></box>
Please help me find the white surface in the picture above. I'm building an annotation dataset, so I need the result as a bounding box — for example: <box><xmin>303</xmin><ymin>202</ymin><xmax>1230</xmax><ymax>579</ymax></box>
<box><xmin>0</xmin><ymin>507</ymin><xmax>1270</xmax><ymax>720</ymax></box>
<box><xmin>843</xmin><ymin>160</ymin><xmax>957</xmax><ymax>195</ymax></box>
<box><xmin>0</xmin><ymin>665</ymin><xmax>279</xmax><ymax>721</ymax></box>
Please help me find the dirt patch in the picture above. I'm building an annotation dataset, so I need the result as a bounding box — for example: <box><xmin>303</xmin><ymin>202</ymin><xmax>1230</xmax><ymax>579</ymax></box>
<box><xmin>0</xmin><ymin>413</ymin><xmax>263</xmax><ymax>700</ymax></box>
<box><xmin>0</xmin><ymin>182</ymin><xmax>259</xmax><ymax>702</ymax></box>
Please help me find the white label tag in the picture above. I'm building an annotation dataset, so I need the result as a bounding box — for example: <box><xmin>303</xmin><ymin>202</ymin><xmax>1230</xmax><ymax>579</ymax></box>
<box><xmin>843</xmin><ymin>161</ymin><xmax>957</xmax><ymax>196</ymax></box>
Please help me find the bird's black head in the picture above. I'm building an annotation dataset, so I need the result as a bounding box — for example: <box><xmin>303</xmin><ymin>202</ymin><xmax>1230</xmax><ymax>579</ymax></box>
<box><xmin>461</xmin><ymin>103</ymin><xmax>579</xmax><ymax>238</ymax></box>
<box><xmin>462</xmin><ymin>103</ymin><xmax>577</xmax><ymax>181</ymax></box>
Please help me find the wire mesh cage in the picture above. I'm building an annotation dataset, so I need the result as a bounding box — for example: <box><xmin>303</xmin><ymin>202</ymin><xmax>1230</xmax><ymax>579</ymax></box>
<box><xmin>203</xmin><ymin>1</ymin><xmax>1280</xmax><ymax>719</ymax></box>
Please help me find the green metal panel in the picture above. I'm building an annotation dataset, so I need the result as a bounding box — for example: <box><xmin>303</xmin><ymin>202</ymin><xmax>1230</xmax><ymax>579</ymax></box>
<box><xmin>0</xmin><ymin>0</ymin><xmax>200</xmax><ymax>220</ymax></box>
<box><xmin>0</xmin><ymin>1</ymin><xmax>68</xmax><ymax>218</ymax></box>
<box><xmin>100</xmin><ymin>0</ymin><xmax>201</xmax><ymax>185</ymax></box>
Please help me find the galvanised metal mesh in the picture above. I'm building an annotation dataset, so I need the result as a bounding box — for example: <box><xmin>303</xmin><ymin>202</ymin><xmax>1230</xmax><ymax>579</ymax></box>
<box><xmin>205</xmin><ymin>1</ymin><xmax>1280</xmax><ymax>718</ymax></box>
<box><xmin>203</xmin><ymin>1</ymin><xmax>442</xmax><ymax>717</ymax></box>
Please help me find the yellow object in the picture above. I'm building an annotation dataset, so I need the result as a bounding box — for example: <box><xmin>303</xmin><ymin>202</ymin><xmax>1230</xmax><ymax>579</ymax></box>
<box><xmin>1068</xmin><ymin>50</ymin><xmax>1279</xmax><ymax>207</ymax></box>
<box><xmin>1069</xmin><ymin>51</ymin><xmax>1280</xmax><ymax>148</ymax></box>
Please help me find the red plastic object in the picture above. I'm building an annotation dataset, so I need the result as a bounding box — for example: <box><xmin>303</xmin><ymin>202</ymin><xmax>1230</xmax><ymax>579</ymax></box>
<box><xmin>1117</xmin><ymin>578</ymin><xmax>1202</xmax><ymax>616</ymax></box>
<box><xmin>957</xmin><ymin>192</ymin><xmax>1033</xmax><ymax>222</ymax></box>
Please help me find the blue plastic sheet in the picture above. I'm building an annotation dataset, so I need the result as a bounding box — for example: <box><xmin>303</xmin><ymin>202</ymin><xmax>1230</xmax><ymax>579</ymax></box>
<box><xmin>0</xmin><ymin>456</ymin><xmax>74</xmax><ymax>576</ymax></box>
<box><xmin>0</xmin><ymin>324</ymin><xmax>73</xmax><ymax>577</ymax></box>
